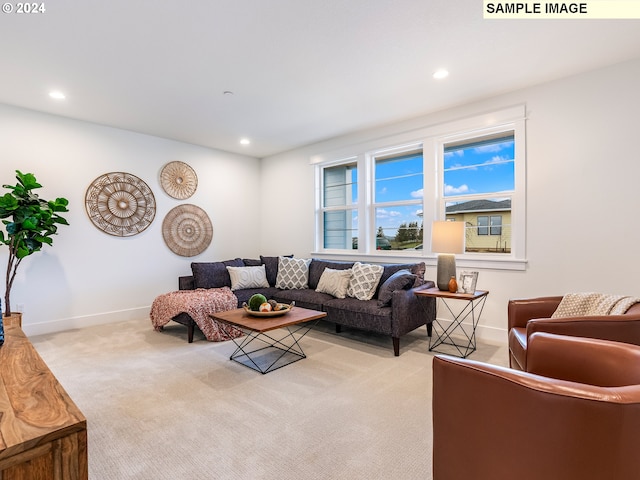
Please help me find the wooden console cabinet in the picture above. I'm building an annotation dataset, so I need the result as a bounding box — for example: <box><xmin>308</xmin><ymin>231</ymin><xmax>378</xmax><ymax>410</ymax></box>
<box><xmin>0</xmin><ymin>324</ymin><xmax>87</xmax><ymax>479</ymax></box>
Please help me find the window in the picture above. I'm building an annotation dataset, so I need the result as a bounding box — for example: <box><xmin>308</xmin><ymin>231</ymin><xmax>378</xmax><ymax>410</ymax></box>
<box><xmin>442</xmin><ymin>132</ymin><xmax>514</xmax><ymax>254</ymax></box>
<box><xmin>321</xmin><ymin>160</ymin><xmax>357</xmax><ymax>250</ymax></box>
<box><xmin>373</xmin><ymin>148</ymin><xmax>424</xmax><ymax>251</ymax></box>
<box><xmin>477</xmin><ymin>215</ymin><xmax>503</xmax><ymax>236</ymax></box>
<box><xmin>477</xmin><ymin>216</ymin><xmax>489</xmax><ymax>235</ymax></box>
<box><xmin>314</xmin><ymin>106</ymin><xmax>526</xmax><ymax>268</ymax></box>
<box><xmin>490</xmin><ymin>216</ymin><xmax>502</xmax><ymax>236</ymax></box>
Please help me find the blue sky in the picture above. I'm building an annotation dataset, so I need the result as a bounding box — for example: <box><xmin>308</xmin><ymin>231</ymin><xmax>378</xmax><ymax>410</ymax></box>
<box><xmin>372</xmin><ymin>138</ymin><xmax>515</xmax><ymax>237</ymax></box>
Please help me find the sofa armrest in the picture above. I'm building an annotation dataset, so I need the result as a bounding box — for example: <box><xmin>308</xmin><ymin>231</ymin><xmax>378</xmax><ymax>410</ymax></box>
<box><xmin>433</xmin><ymin>355</ymin><xmax>640</xmax><ymax>480</ymax></box>
<box><xmin>179</xmin><ymin>275</ymin><xmax>195</xmax><ymax>291</ymax></box>
<box><xmin>526</xmin><ymin>332</ymin><xmax>640</xmax><ymax>386</ymax></box>
<box><xmin>390</xmin><ymin>281</ymin><xmax>436</xmax><ymax>337</ymax></box>
<box><xmin>507</xmin><ymin>296</ymin><xmax>563</xmax><ymax>330</ymax></box>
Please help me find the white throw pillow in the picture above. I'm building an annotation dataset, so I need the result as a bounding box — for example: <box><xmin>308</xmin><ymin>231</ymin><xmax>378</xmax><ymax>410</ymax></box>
<box><xmin>347</xmin><ymin>262</ymin><xmax>384</xmax><ymax>301</ymax></box>
<box><xmin>275</xmin><ymin>257</ymin><xmax>312</xmax><ymax>289</ymax></box>
<box><xmin>226</xmin><ymin>265</ymin><xmax>270</xmax><ymax>291</ymax></box>
<box><xmin>315</xmin><ymin>268</ymin><xmax>352</xmax><ymax>298</ymax></box>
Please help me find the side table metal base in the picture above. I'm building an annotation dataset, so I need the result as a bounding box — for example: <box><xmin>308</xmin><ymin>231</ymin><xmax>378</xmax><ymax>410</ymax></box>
<box><xmin>429</xmin><ymin>292</ymin><xmax>488</xmax><ymax>358</ymax></box>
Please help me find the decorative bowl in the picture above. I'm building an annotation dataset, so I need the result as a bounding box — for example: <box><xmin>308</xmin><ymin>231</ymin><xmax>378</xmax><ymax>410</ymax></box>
<box><xmin>242</xmin><ymin>302</ymin><xmax>295</xmax><ymax>317</ymax></box>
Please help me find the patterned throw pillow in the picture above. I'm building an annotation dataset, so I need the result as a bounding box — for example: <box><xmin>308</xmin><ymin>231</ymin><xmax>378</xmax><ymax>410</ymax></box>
<box><xmin>347</xmin><ymin>262</ymin><xmax>384</xmax><ymax>301</ymax></box>
<box><xmin>315</xmin><ymin>268</ymin><xmax>352</xmax><ymax>298</ymax></box>
<box><xmin>226</xmin><ymin>265</ymin><xmax>270</xmax><ymax>291</ymax></box>
<box><xmin>275</xmin><ymin>257</ymin><xmax>312</xmax><ymax>289</ymax></box>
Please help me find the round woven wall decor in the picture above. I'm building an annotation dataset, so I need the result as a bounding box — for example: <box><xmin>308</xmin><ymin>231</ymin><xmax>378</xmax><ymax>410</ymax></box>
<box><xmin>85</xmin><ymin>172</ymin><xmax>156</xmax><ymax>237</ymax></box>
<box><xmin>162</xmin><ymin>204</ymin><xmax>213</xmax><ymax>257</ymax></box>
<box><xmin>160</xmin><ymin>161</ymin><xmax>198</xmax><ymax>199</ymax></box>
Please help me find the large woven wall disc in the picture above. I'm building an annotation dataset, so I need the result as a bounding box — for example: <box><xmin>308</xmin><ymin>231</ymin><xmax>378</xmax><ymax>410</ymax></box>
<box><xmin>162</xmin><ymin>204</ymin><xmax>213</xmax><ymax>257</ymax></box>
<box><xmin>160</xmin><ymin>161</ymin><xmax>198</xmax><ymax>199</ymax></box>
<box><xmin>85</xmin><ymin>172</ymin><xmax>156</xmax><ymax>237</ymax></box>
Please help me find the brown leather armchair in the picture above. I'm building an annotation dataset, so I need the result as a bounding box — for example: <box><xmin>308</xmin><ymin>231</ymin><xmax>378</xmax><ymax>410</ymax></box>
<box><xmin>508</xmin><ymin>295</ymin><xmax>640</xmax><ymax>370</ymax></box>
<box><xmin>433</xmin><ymin>333</ymin><xmax>640</xmax><ymax>480</ymax></box>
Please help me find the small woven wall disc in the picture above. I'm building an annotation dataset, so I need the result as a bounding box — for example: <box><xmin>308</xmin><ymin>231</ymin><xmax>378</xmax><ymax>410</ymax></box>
<box><xmin>160</xmin><ymin>161</ymin><xmax>198</xmax><ymax>199</ymax></box>
<box><xmin>85</xmin><ymin>172</ymin><xmax>156</xmax><ymax>237</ymax></box>
<box><xmin>162</xmin><ymin>204</ymin><xmax>213</xmax><ymax>257</ymax></box>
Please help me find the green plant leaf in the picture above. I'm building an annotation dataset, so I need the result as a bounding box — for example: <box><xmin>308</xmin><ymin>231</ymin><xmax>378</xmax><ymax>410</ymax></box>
<box><xmin>2</xmin><ymin>170</ymin><xmax>70</xmax><ymax>315</ymax></box>
<box><xmin>16</xmin><ymin>170</ymin><xmax>42</xmax><ymax>190</ymax></box>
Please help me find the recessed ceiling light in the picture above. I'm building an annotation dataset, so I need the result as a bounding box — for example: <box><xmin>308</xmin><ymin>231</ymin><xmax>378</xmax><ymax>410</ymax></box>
<box><xmin>49</xmin><ymin>90</ymin><xmax>66</xmax><ymax>100</ymax></box>
<box><xmin>433</xmin><ymin>69</ymin><xmax>449</xmax><ymax>80</ymax></box>
<box><xmin>240</xmin><ymin>138</ymin><xmax>250</xmax><ymax>145</ymax></box>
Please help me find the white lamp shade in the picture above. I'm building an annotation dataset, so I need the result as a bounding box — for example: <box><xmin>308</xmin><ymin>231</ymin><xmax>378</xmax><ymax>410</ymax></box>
<box><xmin>431</xmin><ymin>221</ymin><xmax>465</xmax><ymax>254</ymax></box>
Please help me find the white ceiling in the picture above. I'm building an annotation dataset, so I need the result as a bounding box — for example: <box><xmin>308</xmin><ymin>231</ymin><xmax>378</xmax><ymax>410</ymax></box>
<box><xmin>2</xmin><ymin>0</ymin><xmax>640</xmax><ymax>158</ymax></box>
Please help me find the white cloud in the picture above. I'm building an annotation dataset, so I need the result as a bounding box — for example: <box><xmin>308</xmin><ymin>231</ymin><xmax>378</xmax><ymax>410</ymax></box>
<box><xmin>376</xmin><ymin>209</ymin><xmax>402</xmax><ymax>219</ymax></box>
<box><xmin>474</xmin><ymin>141</ymin><xmax>511</xmax><ymax>154</ymax></box>
<box><xmin>444</xmin><ymin>184</ymin><xmax>469</xmax><ymax>195</ymax></box>
<box><xmin>411</xmin><ymin>188</ymin><xmax>423</xmax><ymax>198</ymax></box>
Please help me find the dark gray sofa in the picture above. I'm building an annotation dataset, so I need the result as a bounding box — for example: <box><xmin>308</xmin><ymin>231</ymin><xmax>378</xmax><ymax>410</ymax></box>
<box><xmin>173</xmin><ymin>256</ymin><xmax>436</xmax><ymax>356</ymax></box>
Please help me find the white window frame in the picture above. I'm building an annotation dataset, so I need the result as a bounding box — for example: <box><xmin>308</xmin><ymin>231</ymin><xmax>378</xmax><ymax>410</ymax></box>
<box><xmin>312</xmin><ymin>105</ymin><xmax>526</xmax><ymax>270</ymax></box>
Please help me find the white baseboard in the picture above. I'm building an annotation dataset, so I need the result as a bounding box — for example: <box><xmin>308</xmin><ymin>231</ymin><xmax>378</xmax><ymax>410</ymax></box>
<box><xmin>23</xmin><ymin>306</ymin><xmax>150</xmax><ymax>337</ymax></box>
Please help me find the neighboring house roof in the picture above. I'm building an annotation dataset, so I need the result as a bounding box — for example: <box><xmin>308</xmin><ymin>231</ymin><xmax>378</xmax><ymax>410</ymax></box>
<box><xmin>446</xmin><ymin>199</ymin><xmax>511</xmax><ymax>214</ymax></box>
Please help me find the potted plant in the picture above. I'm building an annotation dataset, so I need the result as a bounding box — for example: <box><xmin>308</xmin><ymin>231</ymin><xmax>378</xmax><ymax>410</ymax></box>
<box><xmin>0</xmin><ymin>170</ymin><xmax>69</xmax><ymax>323</ymax></box>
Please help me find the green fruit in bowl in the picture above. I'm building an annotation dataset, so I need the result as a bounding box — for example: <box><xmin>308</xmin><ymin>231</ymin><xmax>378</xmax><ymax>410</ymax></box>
<box><xmin>248</xmin><ymin>294</ymin><xmax>268</xmax><ymax>311</ymax></box>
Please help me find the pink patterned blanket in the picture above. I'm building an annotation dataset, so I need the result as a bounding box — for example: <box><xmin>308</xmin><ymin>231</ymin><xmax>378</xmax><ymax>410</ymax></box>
<box><xmin>150</xmin><ymin>287</ymin><xmax>242</xmax><ymax>341</ymax></box>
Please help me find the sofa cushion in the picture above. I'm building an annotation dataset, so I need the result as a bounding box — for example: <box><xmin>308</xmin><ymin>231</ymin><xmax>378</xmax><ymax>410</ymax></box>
<box><xmin>226</xmin><ymin>265</ymin><xmax>270</xmax><ymax>291</ymax></box>
<box><xmin>347</xmin><ymin>262</ymin><xmax>384</xmax><ymax>301</ymax></box>
<box><xmin>260</xmin><ymin>255</ymin><xmax>293</xmax><ymax>286</ymax></box>
<box><xmin>191</xmin><ymin>258</ymin><xmax>244</xmax><ymax>289</ymax></box>
<box><xmin>275</xmin><ymin>257</ymin><xmax>312</xmax><ymax>289</ymax></box>
<box><xmin>274</xmin><ymin>289</ymin><xmax>335</xmax><ymax>311</ymax></box>
<box><xmin>377</xmin><ymin>269</ymin><xmax>417</xmax><ymax>307</ymax></box>
<box><xmin>233</xmin><ymin>287</ymin><xmax>281</xmax><ymax>307</ymax></box>
<box><xmin>315</xmin><ymin>267</ymin><xmax>352</xmax><ymax>299</ymax></box>
<box><xmin>308</xmin><ymin>259</ymin><xmax>355</xmax><ymax>290</ymax></box>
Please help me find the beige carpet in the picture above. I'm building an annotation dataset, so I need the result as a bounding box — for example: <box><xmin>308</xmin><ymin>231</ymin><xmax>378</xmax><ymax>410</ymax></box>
<box><xmin>31</xmin><ymin>318</ymin><xmax>508</xmax><ymax>480</ymax></box>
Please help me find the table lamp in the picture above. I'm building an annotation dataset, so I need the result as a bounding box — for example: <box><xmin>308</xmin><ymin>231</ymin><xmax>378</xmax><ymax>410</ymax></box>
<box><xmin>431</xmin><ymin>221</ymin><xmax>465</xmax><ymax>291</ymax></box>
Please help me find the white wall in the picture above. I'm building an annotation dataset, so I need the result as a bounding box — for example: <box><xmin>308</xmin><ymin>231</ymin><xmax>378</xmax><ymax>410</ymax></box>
<box><xmin>0</xmin><ymin>104</ymin><xmax>261</xmax><ymax>335</ymax></box>
<box><xmin>259</xmin><ymin>57</ymin><xmax>640</xmax><ymax>344</ymax></box>
<box><xmin>4</xmin><ymin>58</ymin><xmax>639</xmax><ymax>343</ymax></box>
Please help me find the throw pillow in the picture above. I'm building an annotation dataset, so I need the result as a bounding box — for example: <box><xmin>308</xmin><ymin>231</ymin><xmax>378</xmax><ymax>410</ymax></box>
<box><xmin>347</xmin><ymin>262</ymin><xmax>384</xmax><ymax>301</ymax></box>
<box><xmin>191</xmin><ymin>258</ymin><xmax>244</xmax><ymax>289</ymax></box>
<box><xmin>261</xmin><ymin>254</ymin><xmax>293</xmax><ymax>286</ymax></box>
<box><xmin>315</xmin><ymin>268</ymin><xmax>352</xmax><ymax>299</ymax></box>
<box><xmin>226</xmin><ymin>265</ymin><xmax>270</xmax><ymax>291</ymax></box>
<box><xmin>242</xmin><ymin>258</ymin><xmax>262</xmax><ymax>267</ymax></box>
<box><xmin>377</xmin><ymin>269</ymin><xmax>417</xmax><ymax>307</ymax></box>
<box><xmin>275</xmin><ymin>257</ymin><xmax>312</xmax><ymax>289</ymax></box>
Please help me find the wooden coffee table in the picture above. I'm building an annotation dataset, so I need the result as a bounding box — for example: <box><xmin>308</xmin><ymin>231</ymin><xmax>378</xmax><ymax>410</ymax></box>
<box><xmin>210</xmin><ymin>306</ymin><xmax>327</xmax><ymax>374</ymax></box>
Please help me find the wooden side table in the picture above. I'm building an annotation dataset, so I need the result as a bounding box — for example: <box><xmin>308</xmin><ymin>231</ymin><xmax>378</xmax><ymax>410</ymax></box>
<box><xmin>415</xmin><ymin>287</ymin><xmax>489</xmax><ymax>358</ymax></box>
<box><xmin>0</xmin><ymin>325</ymin><xmax>88</xmax><ymax>479</ymax></box>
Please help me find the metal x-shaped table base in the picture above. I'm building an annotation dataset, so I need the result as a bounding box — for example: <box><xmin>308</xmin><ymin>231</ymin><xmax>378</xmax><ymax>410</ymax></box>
<box><xmin>222</xmin><ymin>321</ymin><xmax>318</xmax><ymax>374</ymax></box>
<box><xmin>429</xmin><ymin>292</ymin><xmax>488</xmax><ymax>358</ymax></box>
